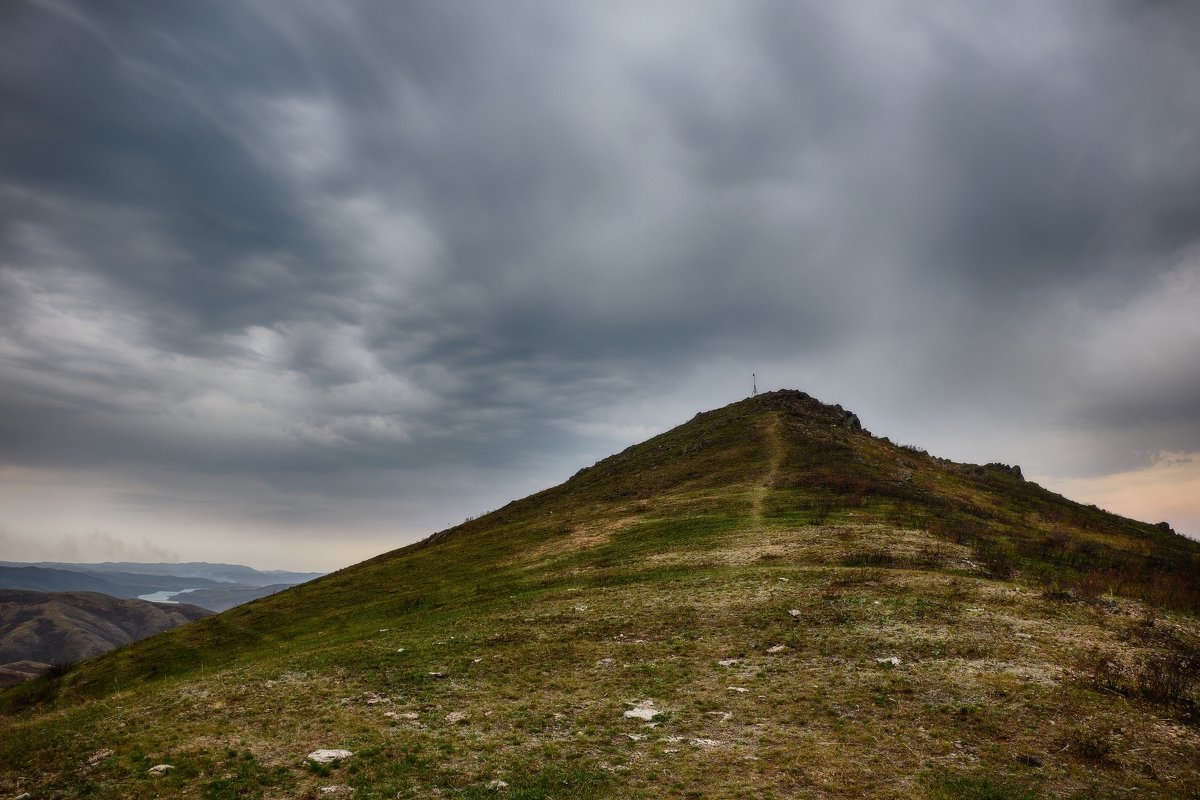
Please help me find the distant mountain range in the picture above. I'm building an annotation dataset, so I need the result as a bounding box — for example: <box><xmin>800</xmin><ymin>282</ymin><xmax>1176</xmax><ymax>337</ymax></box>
<box><xmin>0</xmin><ymin>562</ymin><xmax>324</xmax><ymax>612</ymax></box>
<box><xmin>0</xmin><ymin>561</ymin><xmax>323</xmax><ymax>588</ymax></box>
<box><xmin>0</xmin><ymin>590</ymin><xmax>211</xmax><ymax>689</ymax></box>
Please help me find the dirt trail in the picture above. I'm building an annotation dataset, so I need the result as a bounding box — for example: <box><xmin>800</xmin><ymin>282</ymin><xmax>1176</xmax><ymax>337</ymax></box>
<box><xmin>750</xmin><ymin>412</ymin><xmax>785</xmax><ymax>526</ymax></box>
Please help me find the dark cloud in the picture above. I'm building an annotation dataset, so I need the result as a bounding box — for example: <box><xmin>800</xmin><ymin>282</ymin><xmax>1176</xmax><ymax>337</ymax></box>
<box><xmin>2</xmin><ymin>0</ymin><xmax>1199</xmax><ymax>566</ymax></box>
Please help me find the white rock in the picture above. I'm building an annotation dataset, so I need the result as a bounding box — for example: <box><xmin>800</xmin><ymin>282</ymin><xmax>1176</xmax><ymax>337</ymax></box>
<box><xmin>623</xmin><ymin>701</ymin><xmax>658</xmax><ymax>721</ymax></box>
<box><xmin>86</xmin><ymin>749</ymin><xmax>113</xmax><ymax>766</ymax></box>
<box><xmin>626</xmin><ymin>733</ymin><xmax>646</xmax><ymax>741</ymax></box>
<box><xmin>147</xmin><ymin>764</ymin><xmax>174</xmax><ymax>775</ymax></box>
<box><xmin>445</xmin><ymin>710</ymin><xmax>470</xmax><ymax>724</ymax></box>
<box><xmin>788</xmin><ymin>609</ymin><xmax>801</xmax><ymax>618</ymax></box>
<box><xmin>692</xmin><ymin>738</ymin><xmax>723</xmax><ymax>747</ymax></box>
<box><xmin>875</xmin><ymin>656</ymin><xmax>901</xmax><ymax>667</ymax></box>
<box><xmin>307</xmin><ymin>749</ymin><xmax>353</xmax><ymax>764</ymax></box>
<box><xmin>727</xmin><ymin>686</ymin><xmax>749</xmax><ymax>693</ymax></box>
<box><xmin>428</xmin><ymin>671</ymin><xmax>446</xmax><ymax>678</ymax></box>
<box><xmin>384</xmin><ymin>711</ymin><xmax>420</xmax><ymax>720</ymax></box>
<box><xmin>486</xmin><ymin>779</ymin><xmax>509</xmax><ymax>790</ymax></box>
<box><xmin>717</xmin><ymin>658</ymin><xmax>739</xmax><ymax>667</ymax></box>
<box><xmin>319</xmin><ymin>786</ymin><xmax>350</xmax><ymax>794</ymax></box>
<box><xmin>767</xmin><ymin>645</ymin><xmax>786</xmax><ymax>653</ymax></box>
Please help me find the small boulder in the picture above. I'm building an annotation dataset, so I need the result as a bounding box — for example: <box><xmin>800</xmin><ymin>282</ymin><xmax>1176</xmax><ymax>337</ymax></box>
<box><xmin>307</xmin><ymin>749</ymin><xmax>353</xmax><ymax>764</ymax></box>
<box><xmin>445</xmin><ymin>710</ymin><xmax>470</xmax><ymax>724</ymax></box>
<box><xmin>147</xmin><ymin>764</ymin><xmax>175</xmax><ymax>775</ymax></box>
<box><xmin>623</xmin><ymin>700</ymin><xmax>659</xmax><ymax>721</ymax></box>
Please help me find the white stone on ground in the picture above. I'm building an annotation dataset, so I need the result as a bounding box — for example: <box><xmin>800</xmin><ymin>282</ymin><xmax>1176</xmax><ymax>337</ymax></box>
<box><xmin>623</xmin><ymin>700</ymin><xmax>658</xmax><ymax>721</ymax></box>
<box><xmin>767</xmin><ymin>644</ymin><xmax>786</xmax><ymax>653</ymax></box>
<box><xmin>445</xmin><ymin>710</ymin><xmax>470</xmax><ymax>724</ymax></box>
<box><xmin>307</xmin><ymin>749</ymin><xmax>353</xmax><ymax>764</ymax></box>
<box><xmin>147</xmin><ymin>764</ymin><xmax>174</xmax><ymax>775</ymax></box>
<box><xmin>727</xmin><ymin>686</ymin><xmax>749</xmax><ymax>693</ymax></box>
<box><xmin>875</xmin><ymin>656</ymin><xmax>901</xmax><ymax>666</ymax></box>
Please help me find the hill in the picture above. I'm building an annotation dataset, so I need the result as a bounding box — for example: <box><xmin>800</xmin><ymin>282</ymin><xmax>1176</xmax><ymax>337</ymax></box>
<box><xmin>0</xmin><ymin>563</ymin><xmax>323</xmax><ymax>612</ymax></box>
<box><xmin>1</xmin><ymin>390</ymin><xmax>1198</xmax><ymax>799</ymax></box>
<box><xmin>0</xmin><ymin>591</ymin><xmax>211</xmax><ymax>687</ymax></box>
<box><xmin>0</xmin><ymin>562</ymin><xmax>324</xmax><ymax>588</ymax></box>
<box><xmin>0</xmin><ymin>565</ymin><xmax>226</xmax><ymax>598</ymax></box>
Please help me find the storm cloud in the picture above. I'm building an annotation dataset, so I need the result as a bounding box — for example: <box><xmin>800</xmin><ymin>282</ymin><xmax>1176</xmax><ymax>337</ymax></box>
<box><xmin>2</xmin><ymin>1</ymin><xmax>1199</xmax><ymax>568</ymax></box>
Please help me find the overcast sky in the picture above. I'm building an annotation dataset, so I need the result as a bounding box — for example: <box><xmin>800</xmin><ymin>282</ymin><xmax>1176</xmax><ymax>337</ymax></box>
<box><xmin>2</xmin><ymin>1</ymin><xmax>1199</xmax><ymax>571</ymax></box>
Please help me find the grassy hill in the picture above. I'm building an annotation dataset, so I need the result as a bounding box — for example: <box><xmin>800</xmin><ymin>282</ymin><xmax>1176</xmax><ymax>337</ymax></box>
<box><xmin>2</xmin><ymin>390</ymin><xmax>1197</xmax><ymax>799</ymax></box>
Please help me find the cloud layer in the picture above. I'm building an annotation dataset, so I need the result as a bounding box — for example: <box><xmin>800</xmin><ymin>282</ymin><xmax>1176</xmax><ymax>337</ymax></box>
<box><xmin>3</xmin><ymin>1</ymin><xmax>1199</xmax><ymax>568</ymax></box>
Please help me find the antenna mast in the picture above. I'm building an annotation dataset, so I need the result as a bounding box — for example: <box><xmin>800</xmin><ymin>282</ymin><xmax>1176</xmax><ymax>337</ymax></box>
<box><xmin>752</xmin><ymin>373</ymin><xmax>757</xmax><ymax>397</ymax></box>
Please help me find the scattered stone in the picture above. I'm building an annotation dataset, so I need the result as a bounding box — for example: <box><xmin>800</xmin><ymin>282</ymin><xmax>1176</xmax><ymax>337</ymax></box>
<box><xmin>623</xmin><ymin>700</ymin><xmax>659</xmax><ymax>721</ymax></box>
<box><xmin>86</xmin><ymin>749</ymin><xmax>113</xmax><ymax>766</ymax></box>
<box><xmin>627</xmin><ymin>733</ymin><xmax>647</xmax><ymax>741</ymax></box>
<box><xmin>574</xmin><ymin>605</ymin><xmax>588</xmax><ymax>612</ymax></box>
<box><xmin>1014</xmin><ymin>632</ymin><xmax>1032</xmax><ymax>639</ymax></box>
<box><xmin>692</xmin><ymin>738</ymin><xmax>723</xmax><ymax>747</ymax></box>
<box><xmin>875</xmin><ymin>656</ymin><xmax>901</xmax><ymax>667</ymax></box>
<box><xmin>147</xmin><ymin>764</ymin><xmax>175</xmax><ymax>775</ymax></box>
<box><xmin>597</xmin><ymin>657</ymin><xmax>616</xmax><ymax>667</ymax></box>
<box><xmin>485</xmin><ymin>779</ymin><xmax>509</xmax><ymax>790</ymax></box>
<box><xmin>428</xmin><ymin>671</ymin><xmax>446</xmax><ymax>678</ymax></box>
<box><xmin>396</xmin><ymin>647</ymin><xmax>406</xmax><ymax>653</ymax></box>
<box><xmin>788</xmin><ymin>609</ymin><xmax>801</xmax><ymax>618</ymax></box>
<box><xmin>663</xmin><ymin>748</ymin><xmax>679</xmax><ymax>754</ymax></box>
<box><xmin>384</xmin><ymin>711</ymin><xmax>420</xmax><ymax>720</ymax></box>
<box><xmin>705</xmin><ymin>711</ymin><xmax>733</xmax><ymax>722</ymax></box>
<box><xmin>363</xmin><ymin>691</ymin><xmax>391</xmax><ymax>705</ymax></box>
<box><xmin>717</xmin><ymin>658</ymin><xmax>739</xmax><ymax>667</ymax></box>
<box><xmin>727</xmin><ymin>686</ymin><xmax>749</xmax><ymax>693</ymax></box>
<box><xmin>319</xmin><ymin>786</ymin><xmax>351</xmax><ymax>794</ymax></box>
<box><xmin>307</xmin><ymin>749</ymin><xmax>353</xmax><ymax>764</ymax></box>
<box><xmin>378</xmin><ymin>628</ymin><xmax>389</xmax><ymax>632</ymax></box>
<box><xmin>15</xmin><ymin>793</ymin><xmax>32</xmax><ymax>800</ymax></box>
<box><xmin>778</xmin><ymin>577</ymin><xmax>789</xmax><ymax>582</ymax></box>
<box><xmin>767</xmin><ymin>645</ymin><xmax>786</xmax><ymax>654</ymax></box>
<box><xmin>445</xmin><ymin>710</ymin><xmax>470</xmax><ymax>724</ymax></box>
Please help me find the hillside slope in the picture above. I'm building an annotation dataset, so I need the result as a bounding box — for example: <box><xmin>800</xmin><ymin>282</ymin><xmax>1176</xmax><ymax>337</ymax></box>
<box><xmin>0</xmin><ymin>591</ymin><xmax>211</xmax><ymax>686</ymax></box>
<box><xmin>1</xmin><ymin>390</ymin><xmax>1198</xmax><ymax>799</ymax></box>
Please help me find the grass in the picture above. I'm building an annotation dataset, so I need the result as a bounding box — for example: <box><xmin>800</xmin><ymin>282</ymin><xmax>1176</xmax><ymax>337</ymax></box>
<box><xmin>3</xmin><ymin>390</ymin><xmax>1199</xmax><ymax>798</ymax></box>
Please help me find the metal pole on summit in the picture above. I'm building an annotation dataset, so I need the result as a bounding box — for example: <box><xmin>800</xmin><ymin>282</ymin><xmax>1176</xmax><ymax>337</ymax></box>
<box><xmin>752</xmin><ymin>374</ymin><xmax>757</xmax><ymax>397</ymax></box>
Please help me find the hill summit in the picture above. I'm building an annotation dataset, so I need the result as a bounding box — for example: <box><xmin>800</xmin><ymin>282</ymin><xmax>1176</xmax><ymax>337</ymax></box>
<box><xmin>2</xmin><ymin>390</ymin><xmax>1198</xmax><ymax>799</ymax></box>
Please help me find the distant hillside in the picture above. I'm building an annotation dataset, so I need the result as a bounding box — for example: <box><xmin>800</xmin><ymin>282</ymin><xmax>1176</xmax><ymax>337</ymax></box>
<box><xmin>0</xmin><ymin>566</ymin><xmax>223</xmax><ymax>598</ymax></box>
<box><xmin>0</xmin><ymin>591</ymin><xmax>210</xmax><ymax>687</ymax></box>
<box><xmin>0</xmin><ymin>563</ymin><xmax>324</xmax><ymax>612</ymax></box>
<box><xmin>2</xmin><ymin>390</ymin><xmax>1197</xmax><ymax>799</ymax></box>
<box><xmin>0</xmin><ymin>561</ymin><xmax>324</xmax><ymax>588</ymax></box>
<box><xmin>172</xmin><ymin>583</ymin><xmax>295</xmax><ymax>613</ymax></box>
